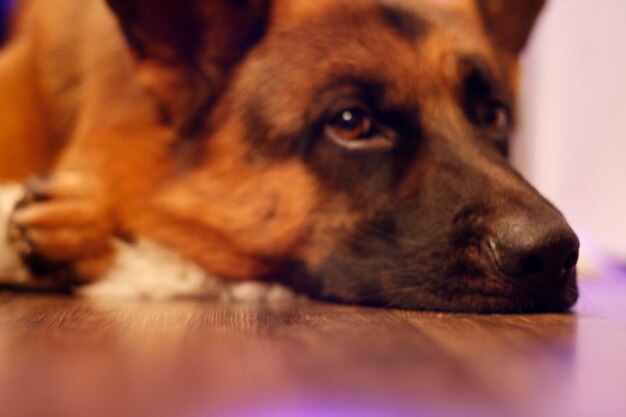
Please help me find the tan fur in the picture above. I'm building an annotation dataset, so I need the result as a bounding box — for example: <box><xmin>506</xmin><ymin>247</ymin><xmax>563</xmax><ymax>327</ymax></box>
<box><xmin>0</xmin><ymin>0</ymin><xmax>543</xmax><ymax>288</ymax></box>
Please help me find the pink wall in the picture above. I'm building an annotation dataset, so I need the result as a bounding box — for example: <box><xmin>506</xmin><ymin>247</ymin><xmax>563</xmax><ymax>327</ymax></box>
<box><xmin>514</xmin><ymin>0</ymin><xmax>626</xmax><ymax>264</ymax></box>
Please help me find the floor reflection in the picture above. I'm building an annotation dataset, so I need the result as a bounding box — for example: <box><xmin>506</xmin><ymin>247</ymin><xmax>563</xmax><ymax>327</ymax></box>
<box><xmin>0</xmin><ymin>272</ymin><xmax>624</xmax><ymax>417</ymax></box>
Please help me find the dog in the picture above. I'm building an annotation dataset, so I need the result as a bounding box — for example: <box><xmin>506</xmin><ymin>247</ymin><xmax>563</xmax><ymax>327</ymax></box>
<box><xmin>0</xmin><ymin>0</ymin><xmax>579</xmax><ymax>312</ymax></box>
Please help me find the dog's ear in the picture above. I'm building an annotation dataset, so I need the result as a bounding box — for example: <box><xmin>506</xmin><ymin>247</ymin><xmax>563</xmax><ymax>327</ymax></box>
<box><xmin>475</xmin><ymin>0</ymin><xmax>546</xmax><ymax>54</ymax></box>
<box><xmin>106</xmin><ymin>0</ymin><xmax>270</xmax><ymax>132</ymax></box>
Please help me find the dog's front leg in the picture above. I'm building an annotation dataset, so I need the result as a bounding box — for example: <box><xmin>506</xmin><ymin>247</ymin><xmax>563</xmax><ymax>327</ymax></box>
<box><xmin>3</xmin><ymin>124</ymin><xmax>166</xmax><ymax>286</ymax></box>
<box><xmin>7</xmin><ymin>172</ymin><xmax>115</xmax><ymax>285</ymax></box>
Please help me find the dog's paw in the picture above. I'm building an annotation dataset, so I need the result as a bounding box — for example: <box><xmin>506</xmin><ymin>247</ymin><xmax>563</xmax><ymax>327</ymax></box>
<box><xmin>7</xmin><ymin>174</ymin><xmax>114</xmax><ymax>284</ymax></box>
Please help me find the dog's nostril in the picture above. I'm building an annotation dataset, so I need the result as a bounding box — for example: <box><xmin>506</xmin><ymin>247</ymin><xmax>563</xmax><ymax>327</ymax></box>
<box><xmin>563</xmin><ymin>250</ymin><xmax>579</xmax><ymax>271</ymax></box>
<box><xmin>520</xmin><ymin>256</ymin><xmax>544</xmax><ymax>276</ymax></box>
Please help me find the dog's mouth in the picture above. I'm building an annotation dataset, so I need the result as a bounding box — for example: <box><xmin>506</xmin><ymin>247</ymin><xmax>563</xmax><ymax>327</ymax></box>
<box><xmin>411</xmin><ymin>205</ymin><xmax>582</xmax><ymax>313</ymax></box>
<box><xmin>399</xmin><ymin>230</ymin><xmax>580</xmax><ymax>313</ymax></box>
<box><xmin>359</xmin><ymin>268</ymin><xmax>580</xmax><ymax>314</ymax></box>
<box><xmin>453</xmin><ymin>268</ymin><xmax>579</xmax><ymax>314</ymax></box>
<box><xmin>280</xmin><ymin>251</ymin><xmax>579</xmax><ymax>314</ymax></box>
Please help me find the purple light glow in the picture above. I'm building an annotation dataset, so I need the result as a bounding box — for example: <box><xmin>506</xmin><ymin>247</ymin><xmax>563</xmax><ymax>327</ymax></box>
<box><xmin>0</xmin><ymin>0</ymin><xmax>12</xmax><ymax>14</ymax></box>
<box><xmin>193</xmin><ymin>396</ymin><xmax>486</xmax><ymax>417</ymax></box>
<box><xmin>220</xmin><ymin>404</ymin><xmax>436</xmax><ymax>417</ymax></box>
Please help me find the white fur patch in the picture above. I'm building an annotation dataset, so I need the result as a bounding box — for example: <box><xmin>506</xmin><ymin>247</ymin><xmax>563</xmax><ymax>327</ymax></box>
<box><xmin>0</xmin><ymin>183</ymin><xmax>295</xmax><ymax>302</ymax></box>
<box><xmin>80</xmin><ymin>239</ymin><xmax>294</xmax><ymax>302</ymax></box>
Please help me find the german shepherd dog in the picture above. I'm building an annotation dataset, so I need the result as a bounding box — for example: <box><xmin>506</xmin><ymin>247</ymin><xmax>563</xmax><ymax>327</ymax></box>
<box><xmin>0</xmin><ymin>0</ymin><xmax>579</xmax><ymax>312</ymax></box>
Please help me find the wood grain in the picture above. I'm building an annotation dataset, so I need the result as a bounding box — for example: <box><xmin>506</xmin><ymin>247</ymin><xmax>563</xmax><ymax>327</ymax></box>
<box><xmin>0</xmin><ymin>274</ymin><xmax>625</xmax><ymax>417</ymax></box>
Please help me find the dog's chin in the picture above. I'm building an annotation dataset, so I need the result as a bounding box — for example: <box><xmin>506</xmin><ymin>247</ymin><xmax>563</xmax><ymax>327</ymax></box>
<box><xmin>385</xmin><ymin>270</ymin><xmax>580</xmax><ymax>314</ymax></box>
<box><xmin>285</xmin><ymin>261</ymin><xmax>579</xmax><ymax>313</ymax></box>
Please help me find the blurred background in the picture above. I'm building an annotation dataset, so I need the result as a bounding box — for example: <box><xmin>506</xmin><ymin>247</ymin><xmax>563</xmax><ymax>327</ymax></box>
<box><xmin>0</xmin><ymin>0</ymin><xmax>8</xmax><ymax>44</ymax></box>
<box><xmin>0</xmin><ymin>0</ymin><xmax>624</xmax><ymax>272</ymax></box>
<box><xmin>515</xmin><ymin>0</ymin><xmax>626</xmax><ymax>274</ymax></box>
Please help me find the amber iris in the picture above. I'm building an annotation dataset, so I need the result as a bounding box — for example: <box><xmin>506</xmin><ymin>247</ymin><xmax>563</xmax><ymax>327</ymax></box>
<box><xmin>330</xmin><ymin>108</ymin><xmax>373</xmax><ymax>141</ymax></box>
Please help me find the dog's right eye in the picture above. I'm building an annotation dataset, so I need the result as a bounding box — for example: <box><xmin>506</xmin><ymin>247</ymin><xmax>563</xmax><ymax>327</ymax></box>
<box><xmin>325</xmin><ymin>108</ymin><xmax>394</xmax><ymax>150</ymax></box>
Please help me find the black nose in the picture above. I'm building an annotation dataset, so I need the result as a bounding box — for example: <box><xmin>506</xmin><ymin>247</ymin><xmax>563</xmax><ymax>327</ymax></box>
<box><xmin>490</xmin><ymin>215</ymin><xmax>580</xmax><ymax>282</ymax></box>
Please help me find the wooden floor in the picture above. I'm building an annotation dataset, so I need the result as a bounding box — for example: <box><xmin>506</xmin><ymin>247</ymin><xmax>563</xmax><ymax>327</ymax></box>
<box><xmin>1</xmin><ymin>271</ymin><xmax>626</xmax><ymax>417</ymax></box>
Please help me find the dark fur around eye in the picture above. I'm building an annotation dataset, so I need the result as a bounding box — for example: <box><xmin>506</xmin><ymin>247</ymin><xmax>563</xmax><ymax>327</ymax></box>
<box><xmin>458</xmin><ymin>56</ymin><xmax>513</xmax><ymax>153</ymax></box>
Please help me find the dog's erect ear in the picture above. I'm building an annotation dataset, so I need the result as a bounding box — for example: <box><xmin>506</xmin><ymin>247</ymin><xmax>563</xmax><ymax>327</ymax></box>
<box><xmin>106</xmin><ymin>0</ymin><xmax>270</xmax><ymax>132</ymax></box>
<box><xmin>475</xmin><ymin>0</ymin><xmax>546</xmax><ymax>54</ymax></box>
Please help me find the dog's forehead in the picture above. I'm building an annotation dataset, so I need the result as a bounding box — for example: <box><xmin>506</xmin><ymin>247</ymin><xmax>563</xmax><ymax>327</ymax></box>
<box><xmin>257</xmin><ymin>0</ymin><xmax>496</xmax><ymax>92</ymax></box>
<box><xmin>272</xmin><ymin>0</ymin><xmax>472</xmax><ymax>16</ymax></box>
<box><xmin>268</xmin><ymin>0</ymin><xmax>493</xmax><ymax>64</ymax></box>
<box><xmin>271</xmin><ymin>0</ymin><xmax>481</xmax><ymax>31</ymax></box>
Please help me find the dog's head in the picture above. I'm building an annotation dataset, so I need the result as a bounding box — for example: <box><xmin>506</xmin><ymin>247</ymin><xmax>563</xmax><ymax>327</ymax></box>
<box><xmin>108</xmin><ymin>0</ymin><xmax>579</xmax><ymax>312</ymax></box>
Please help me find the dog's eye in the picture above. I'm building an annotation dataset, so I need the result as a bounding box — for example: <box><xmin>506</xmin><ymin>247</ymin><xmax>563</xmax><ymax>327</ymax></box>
<box><xmin>325</xmin><ymin>108</ymin><xmax>394</xmax><ymax>150</ymax></box>
<box><xmin>329</xmin><ymin>108</ymin><xmax>373</xmax><ymax>140</ymax></box>
<box><xmin>480</xmin><ymin>101</ymin><xmax>511</xmax><ymax>137</ymax></box>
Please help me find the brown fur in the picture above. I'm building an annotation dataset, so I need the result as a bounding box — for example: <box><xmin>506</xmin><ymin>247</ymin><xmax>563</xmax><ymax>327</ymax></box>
<box><xmin>0</xmin><ymin>0</ymin><xmax>577</xmax><ymax>313</ymax></box>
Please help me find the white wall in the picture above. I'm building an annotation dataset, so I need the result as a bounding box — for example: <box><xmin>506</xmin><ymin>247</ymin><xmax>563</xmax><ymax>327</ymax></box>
<box><xmin>514</xmin><ymin>0</ymin><xmax>626</xmax><ymax>264</ymax></box>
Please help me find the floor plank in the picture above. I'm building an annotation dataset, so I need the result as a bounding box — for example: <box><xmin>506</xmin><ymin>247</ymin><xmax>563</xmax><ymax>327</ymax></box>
<box><xmin>0</xmin><ymin>272</ymin><xmax>625</xmax><ymax>417</ymax></box>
